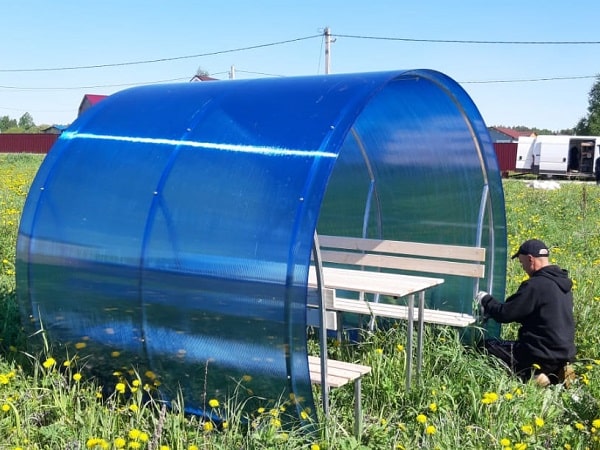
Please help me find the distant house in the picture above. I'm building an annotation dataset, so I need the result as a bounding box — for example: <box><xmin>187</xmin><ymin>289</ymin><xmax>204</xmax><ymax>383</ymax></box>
<box><xmin>41</xmin><ymin>125</ymin><xmax>68</xmax><ymax>134</ymax></box>
<box><xmin>78</xmin><ymin>94</ymin><xmax>108</xmax><ymax>118</ymax></box>
<box><xmin>190</xmin><ymin>74</ymin><xmax>218</xmax><ymax>82</ymax></box>
<box><xmin>488</xmin><ymin>127</ymin><xmax>533</xmax><ymax>143</ymax></box>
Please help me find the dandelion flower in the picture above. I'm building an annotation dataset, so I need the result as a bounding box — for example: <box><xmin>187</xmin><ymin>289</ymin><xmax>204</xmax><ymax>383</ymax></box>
<box><xmin>115</xmin><ymin>382</ymin><xmax>126</xmax><ymax>394</ymax></box>
<box><xmin>514</xmin><ymin>443</ymin><xmax>527</xmax><ymax>450</ymax></box>
<box><xmin>425</xmin><ymin>425</ymin><xmax>436</xmax><ymax>435</ymax></box>
<box><xmin>534</xmin><ymin>417</ymin><xmax>544</xmax><ymax>428</ymax></box>
<box><xmin>593</xmin><ymin>419</ymin><xmax>600</xmax><ymax>428</ymax></box>
<box><xmin>1</xmin><ymin>404</ymin><xmax>10</xmax><ymax>412</ymax></box>
<box><xmin>481</xmin><ymin>392</ymin><xmax>499</xmax><ymax>404</ymax></box>
<box><xmin>575</xmin><ymin>422</ymin><xmax>586</xmax><ymax>431</ymax></box>
<box><xmin>42</xmin><ymin>357</ymin><xmax>56</xmax><ymax>369</ymax></box>
<box><xmin>203</xmin><ymin>421</ymin><xmax>214</xmax><ymax>432</ymax></box>
<box><xmin>113</xmin><ymin>437</ymin><xmax>126</xmax><ymax>449</ymax></box>
<box><xmin>128</xmin><ymin>428</ymin><xmax>141</xmax><ymax>440</ymax></box>
<box><xmin>310</xmin><ymin>445</ymin><xmax>321</xmax><ymax>450</ymax></box>
<box><xmin>209</xmin><ymin>398</ymin><xmax>219</xmax><ymax>408</ymax></box>
<box><xmin>500</xmin><ymin>438</ymin><xmax>511</xmax><ymax>446</ymax></box>
<box><xmin>416</xmin><ymin>414</ymin><xmax>427</xmax><ymax>424</ymax></box>
<box><xmin>73</xmin><ymin>373</ymin><xmax>82</xmax><ymax>382</ymax></box>
<box><xmin>521</xmin><ymin>424</ymin><xmax>534</xmax><ymax>435</ymax></box>
<box><xmin>429</xmin><ymin>402</ymin><xmax>437</xmax><ymax>412</ymax></box>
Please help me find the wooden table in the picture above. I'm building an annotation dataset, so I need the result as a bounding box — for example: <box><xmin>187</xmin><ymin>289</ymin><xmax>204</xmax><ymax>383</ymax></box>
<box><xmin>308</xmin><ymin>266</ymin><xmax>446</xmax><ymax>389</ymax></box>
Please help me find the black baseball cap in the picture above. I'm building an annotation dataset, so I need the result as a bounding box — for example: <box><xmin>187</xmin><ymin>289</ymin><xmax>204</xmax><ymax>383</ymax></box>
<box><xmin>511</xmin><ymin>239</ymin><xmax>550</xmax><ymax>259</ymax></box>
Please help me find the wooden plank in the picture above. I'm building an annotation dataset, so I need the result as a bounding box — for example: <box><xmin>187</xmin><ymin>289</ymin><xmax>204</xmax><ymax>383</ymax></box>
<box><xmin>320</xmin><ymin>250</ymin><xmax>485</xmax><ymax>278</ymax></box>
<box><xmin>308</xmin><ymin>356</ymin><xmax>371</xmax><ymax>388</ymax></box>
<box><xmin>308</xmin><ymin>266</ymin><xmax>444</xmax><ymax>298</ymax></box>
<box><xmin>318</xmin><ymin>235</ymin><xmax>486</xmax><ymax>262</ymax></box>
<box><xmin>332</xmin><ymin>297</ymin><xmax>475</xmax><ymax>328</ymax></box>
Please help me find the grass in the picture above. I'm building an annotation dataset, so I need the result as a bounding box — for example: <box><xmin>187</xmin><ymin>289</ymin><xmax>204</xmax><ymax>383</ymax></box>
<box><xmin>1</xmin><ymin>153</ymin><xmax>600</xmax><ymax>449</ymax></box>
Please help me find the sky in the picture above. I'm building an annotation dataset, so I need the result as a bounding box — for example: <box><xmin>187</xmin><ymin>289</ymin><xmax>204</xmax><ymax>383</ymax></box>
<box><xmin>2</xmin><ymin>0</ymin><xmax>600</xmax><ymax>131</ymax></box>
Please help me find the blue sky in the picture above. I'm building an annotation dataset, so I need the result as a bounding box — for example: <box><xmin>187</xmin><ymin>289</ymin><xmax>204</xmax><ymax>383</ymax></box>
<box><xmin>2</xmin><ymin>0</ymin><xmax>599</xmax><ymax>130</ymax></box>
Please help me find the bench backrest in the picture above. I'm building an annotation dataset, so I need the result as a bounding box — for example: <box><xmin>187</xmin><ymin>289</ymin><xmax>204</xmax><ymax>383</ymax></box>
<box><xmin>317</xmin><ymin>235</ymin><xmax>486</xmax><ymax>278</ymax></box>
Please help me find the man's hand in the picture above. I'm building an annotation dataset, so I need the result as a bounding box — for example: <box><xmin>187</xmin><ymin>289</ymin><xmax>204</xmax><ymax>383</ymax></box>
<box><xmin>475</xmin><ymin>291</ymin><xmax>491</xmax><ymax>323</ymax></box>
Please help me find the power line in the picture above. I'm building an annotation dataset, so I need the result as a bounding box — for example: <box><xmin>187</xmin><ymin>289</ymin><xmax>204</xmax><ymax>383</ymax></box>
<box><xmin>0</xmin><ymin>77</ymin><xmax>191</xmax><ymax>91</ymax></box>
<box><xmin>0</xmin><ymin>35</ymin><xmax>322</xmax><ymax>73</ymax></box>
<box><xmin>461</xmin><ymin>75</ymin><xmax>598</xmax><ymax>84</ymax></box>
<box><xmin>332</xmin><ymin>33</ymin><xmax>600</xmax><ymax>45</ymax></box>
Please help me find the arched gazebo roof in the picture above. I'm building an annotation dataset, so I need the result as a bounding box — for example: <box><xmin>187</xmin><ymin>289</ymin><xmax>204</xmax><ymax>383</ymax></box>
<box><xmin>17</xmin><ymin>69</ymin><xmax>506</xmax><ymax>424</ymax></box>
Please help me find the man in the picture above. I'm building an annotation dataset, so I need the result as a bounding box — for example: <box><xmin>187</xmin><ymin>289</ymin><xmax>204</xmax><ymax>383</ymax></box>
<box><xmin>477</xmin><ymin>239</ymin><xmax>576</xmax><ymax>386</ymax></box>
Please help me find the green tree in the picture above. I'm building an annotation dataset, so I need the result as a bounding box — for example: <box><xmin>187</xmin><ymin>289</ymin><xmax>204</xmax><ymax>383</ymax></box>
<box><xmin>576</xmin><ymin>74</ymin><xmax>600</xmax><ymax>135</ymax></box>
<box><xmin>18</xmin><ymin>112</ymin><xmax>35</xmax><ymax>130</ymax></box>
<box><xmin>0</xmin><ymin>115</ymin><xmax>18</xmax><ymax>132</ymax></box>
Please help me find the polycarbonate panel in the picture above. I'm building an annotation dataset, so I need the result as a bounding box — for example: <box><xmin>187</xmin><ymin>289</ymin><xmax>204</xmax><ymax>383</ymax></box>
<box><xmin>16</xmin><ymin>70</ymin><xmax>506</xmax><ymax>425</ymax></box>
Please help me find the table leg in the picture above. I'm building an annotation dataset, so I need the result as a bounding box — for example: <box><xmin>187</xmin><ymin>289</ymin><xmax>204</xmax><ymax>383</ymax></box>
<box><xmin>406</xmin><ymin>294</ymin><xmax>414</xmax><ymax>390</ymax></box>
<box><xmin>417</xmin><ymin>291</ymin><xmax>425</xmax><ymax>379</ymax></box>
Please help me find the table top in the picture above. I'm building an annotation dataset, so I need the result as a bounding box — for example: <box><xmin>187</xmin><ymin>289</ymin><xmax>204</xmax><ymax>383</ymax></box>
<box><xmin>308</xmin><ymin>266</ymin><xmax>444</xmax><ymax>298</ymax></box>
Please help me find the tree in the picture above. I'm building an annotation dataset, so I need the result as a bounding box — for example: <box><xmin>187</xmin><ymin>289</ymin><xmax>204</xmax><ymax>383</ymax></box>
<box><xmin>18</xmin><ymin>112</ymin><xmax>35</xmax><ymax>130</ymax></box>
<box><xmin>577</xmin><ymin>74</ymin><xmax>600</xmax><ymax>135</ymax></box>
<box><xmin>0</xmin><ymin>115</ymin><xmax>18</xmax><ymax>132</ymax></box>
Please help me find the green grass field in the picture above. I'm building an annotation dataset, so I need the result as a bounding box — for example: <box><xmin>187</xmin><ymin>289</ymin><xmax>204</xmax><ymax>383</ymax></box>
<box><xmin>1</xmin><ymin>153</ymin><xmax>600</xmax><ymax>449</ymax></box>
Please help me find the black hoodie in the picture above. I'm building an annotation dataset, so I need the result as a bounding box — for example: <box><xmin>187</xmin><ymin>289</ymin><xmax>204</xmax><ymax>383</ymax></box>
<box><xmin>483</xmin><ymin>265</ymin><xmax>576</xmax><ymax>364</ymax></box>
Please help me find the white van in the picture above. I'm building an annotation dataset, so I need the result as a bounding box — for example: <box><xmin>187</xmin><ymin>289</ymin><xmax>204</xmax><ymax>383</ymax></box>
<box><xmin>515</xmin><ymin>135</ymin><xmax>600</xmax><ymax>178</ymax></box>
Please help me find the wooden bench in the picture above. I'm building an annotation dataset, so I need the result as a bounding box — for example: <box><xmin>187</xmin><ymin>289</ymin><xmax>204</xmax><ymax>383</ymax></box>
<box><xmin>309</xmin><ymin>234</ymin><xmax>486</xmax><ymax>387</ymax></box>
<box><xmin>307</xmin><ymin>355</ymin><xmax>371</xmax><ymax>437</ymax></box>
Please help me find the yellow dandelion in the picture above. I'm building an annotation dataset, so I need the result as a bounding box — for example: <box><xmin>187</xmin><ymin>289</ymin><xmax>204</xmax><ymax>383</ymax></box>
<box><xmin>42</xmin><ymin>357</ymin><xmax>56</xmax><ymax>369</ymax></box>
<box><xmin>425</xmin><ymin>425</ymin><xmax>436</xmax><ymax>435</ymax></box>
<box><xmin>160</xmin><ymin>446</ymin><xmax>170</xmax><ymax>450</ymax></box>
<box><xmin>504</xmin><ymin>393</ymin><xmax>513</xmax><ymax>400</ymax></box>
<box><xmin>375</xmin><ymin>348</ymin><xmax>383</xmax><ymax>355</ymax></box>
<box><xmin>396</xmin><ymin>344</ymin><xmax>404</xmax><ymax>352</ymax></box>
<box><xmin>128</xmin><ymin>442</ymin><xmax>141</xmax><ymax>450</ymax></box>
<box><xmin>514</xmin><ymin>443</ymin><xmax>527</xmax><ymax>450</ymax></box>
<box><xmin>242</xmin><ymin>374</ymin><xmax>252</xmax><ymax>382</ymax></box>
<box><xmin>221</xmin><ymin>421</ymin><xmax>229</xmax><ymax>429</ymax></box>
<box><xmin>257</xmin><ymin>407</ymin><xmax>265</xmax><ymax>414</ymax></box>
<box><xmin>593</xmin><ymin>419</ymin><xmax>600</xmax><ymax>428</ymax></box>
<box><xmin>129</xmin><ymin>404</ymin><xmax>139</xmax><ymax>413</ymax></box>
<box><xmin>429</xmin><ymin>402</ymin><xmax>437</xmax><ymax>412</ymax></box>
<box><xmin>575</xmin><ymin>422</ymin><xmax>586</xmax><ymax>431</ymax></box>
<box><xmin>128</xmin><ymin>428</ymin><xmax>141</xmax><ymax>440</ymax></box>
<box><xmin>75</xmin><ymin>342</ymin><xmax>87</xmax><ymax>350</ymax></box>
<box><xmin>521</xmin><ymin>424</ymin><xmax>534</xmax><ymax>435</ymax></box>
<box><xmin>310</xmin><ymin>444</ymin><xmax>321</xmax><ymax>450</ymax></box>
<box><xmin>481</xmin><ymin>392</ymin><xmax>499</xmax><ymax>404</ymax></box>
<box><xmin>139</xmin><ymin>432</ymin><xmax>149</xmax><ymax>442</ymax></box>
<box><xmin>534</xmin><ymin>417</ymin><xmax>544</xmax><ymax>428</ymax></box>
<box><xmin>114</xmin><ymin>437</ymin><xmax>126</xmax><ymax>448</ymax></box>
<box><xmin>532</xmin><ymin>363</ymin><xmax>541</xmax><ymax>370</ymax></box>
<box><xmin>203</xmin><ymin>421</ymin><xmax>214</xmax><ymax>432</ymax></box>
<box><xmin>300</xmin><ymin>410</ymin><xmax>309</xmax><ymax>420</ymax></box>
<box><xmin>2</xmin><ymin>404</ymin><xmax>10</xmax><ymax>412</ymax></box>
<box><xmin>63</xmin><ymin>360</ymin><xmax>72</xmax><ymax>367</ymax></box>
<box><xmin>73</xmin><ymin>373</ymin><xmax>82</xmax><ymax>382</ymax></box>
<box><xmin>115</xmin><ymin>382</ymin><xmax>126</xmax><ymax>394</ymax></box>
<box><xmin>188</xmin><ymin>446</ymin><xmax>199</xmax><ymax>450</ymax></box>
<box><xmin>208</xmin><ymin>398</ymin><xmax>219</xmax><ymax>408</ymax></box>
<box><xmin>110</xmin><ymin>351</ymin><xmax>120</xmax><ymax>358</ymax></box>
<box><xmin>500</xmin><ymin>438</ymin><xmax>511</xmax><ymax>447</ymax></box>
<box><xmin>416</xmin><ymin>414</ymin><xmax>427</xmax><ymax>424</ymax></box>
<box><xmin>270</xmin><ymin>418</ymin><xmax>281</xmax><ymax>428</ymax></box>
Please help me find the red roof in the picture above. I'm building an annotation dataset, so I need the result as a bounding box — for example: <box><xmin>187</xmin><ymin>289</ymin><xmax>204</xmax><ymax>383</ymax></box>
<box><xmin>78</xmin><ymin>94</ymin><xmax>108</xmax><ymax>118</ymax></box>
<box><xmin>491</xmin><ymin>127</ymin><xmax>532</xmax><ymax>140</ymax></box>
<box><xmin>84</xmin><ymin>94</ymin><xmax>107</xmax><ymax>106</ymax></box>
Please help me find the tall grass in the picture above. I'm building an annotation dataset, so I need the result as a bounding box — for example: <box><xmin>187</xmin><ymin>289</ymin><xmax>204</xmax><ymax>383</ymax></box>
<box><xmin>1</xmin><ymin>153</ymin><xmax>600</xmax><ymax>449</ymax></box>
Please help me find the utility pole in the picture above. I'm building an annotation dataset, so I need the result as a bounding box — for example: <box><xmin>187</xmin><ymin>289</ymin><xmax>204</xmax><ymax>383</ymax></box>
<box><xmin>324</xmin><ymin>27</ymin><xmax>331</xmax><ymax>74</ymax></box>
<box><xmin>229</xmin><ymin>65</ymin><xmax>236</xmax><ymax>79</ymax></box>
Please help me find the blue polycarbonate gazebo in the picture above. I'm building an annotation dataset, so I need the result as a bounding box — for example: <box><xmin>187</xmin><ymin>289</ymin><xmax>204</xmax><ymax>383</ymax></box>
<box><xmin>16</xmin><ymin>70</ymin><xmax>507</xmax><ymax>425</ymax></box>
